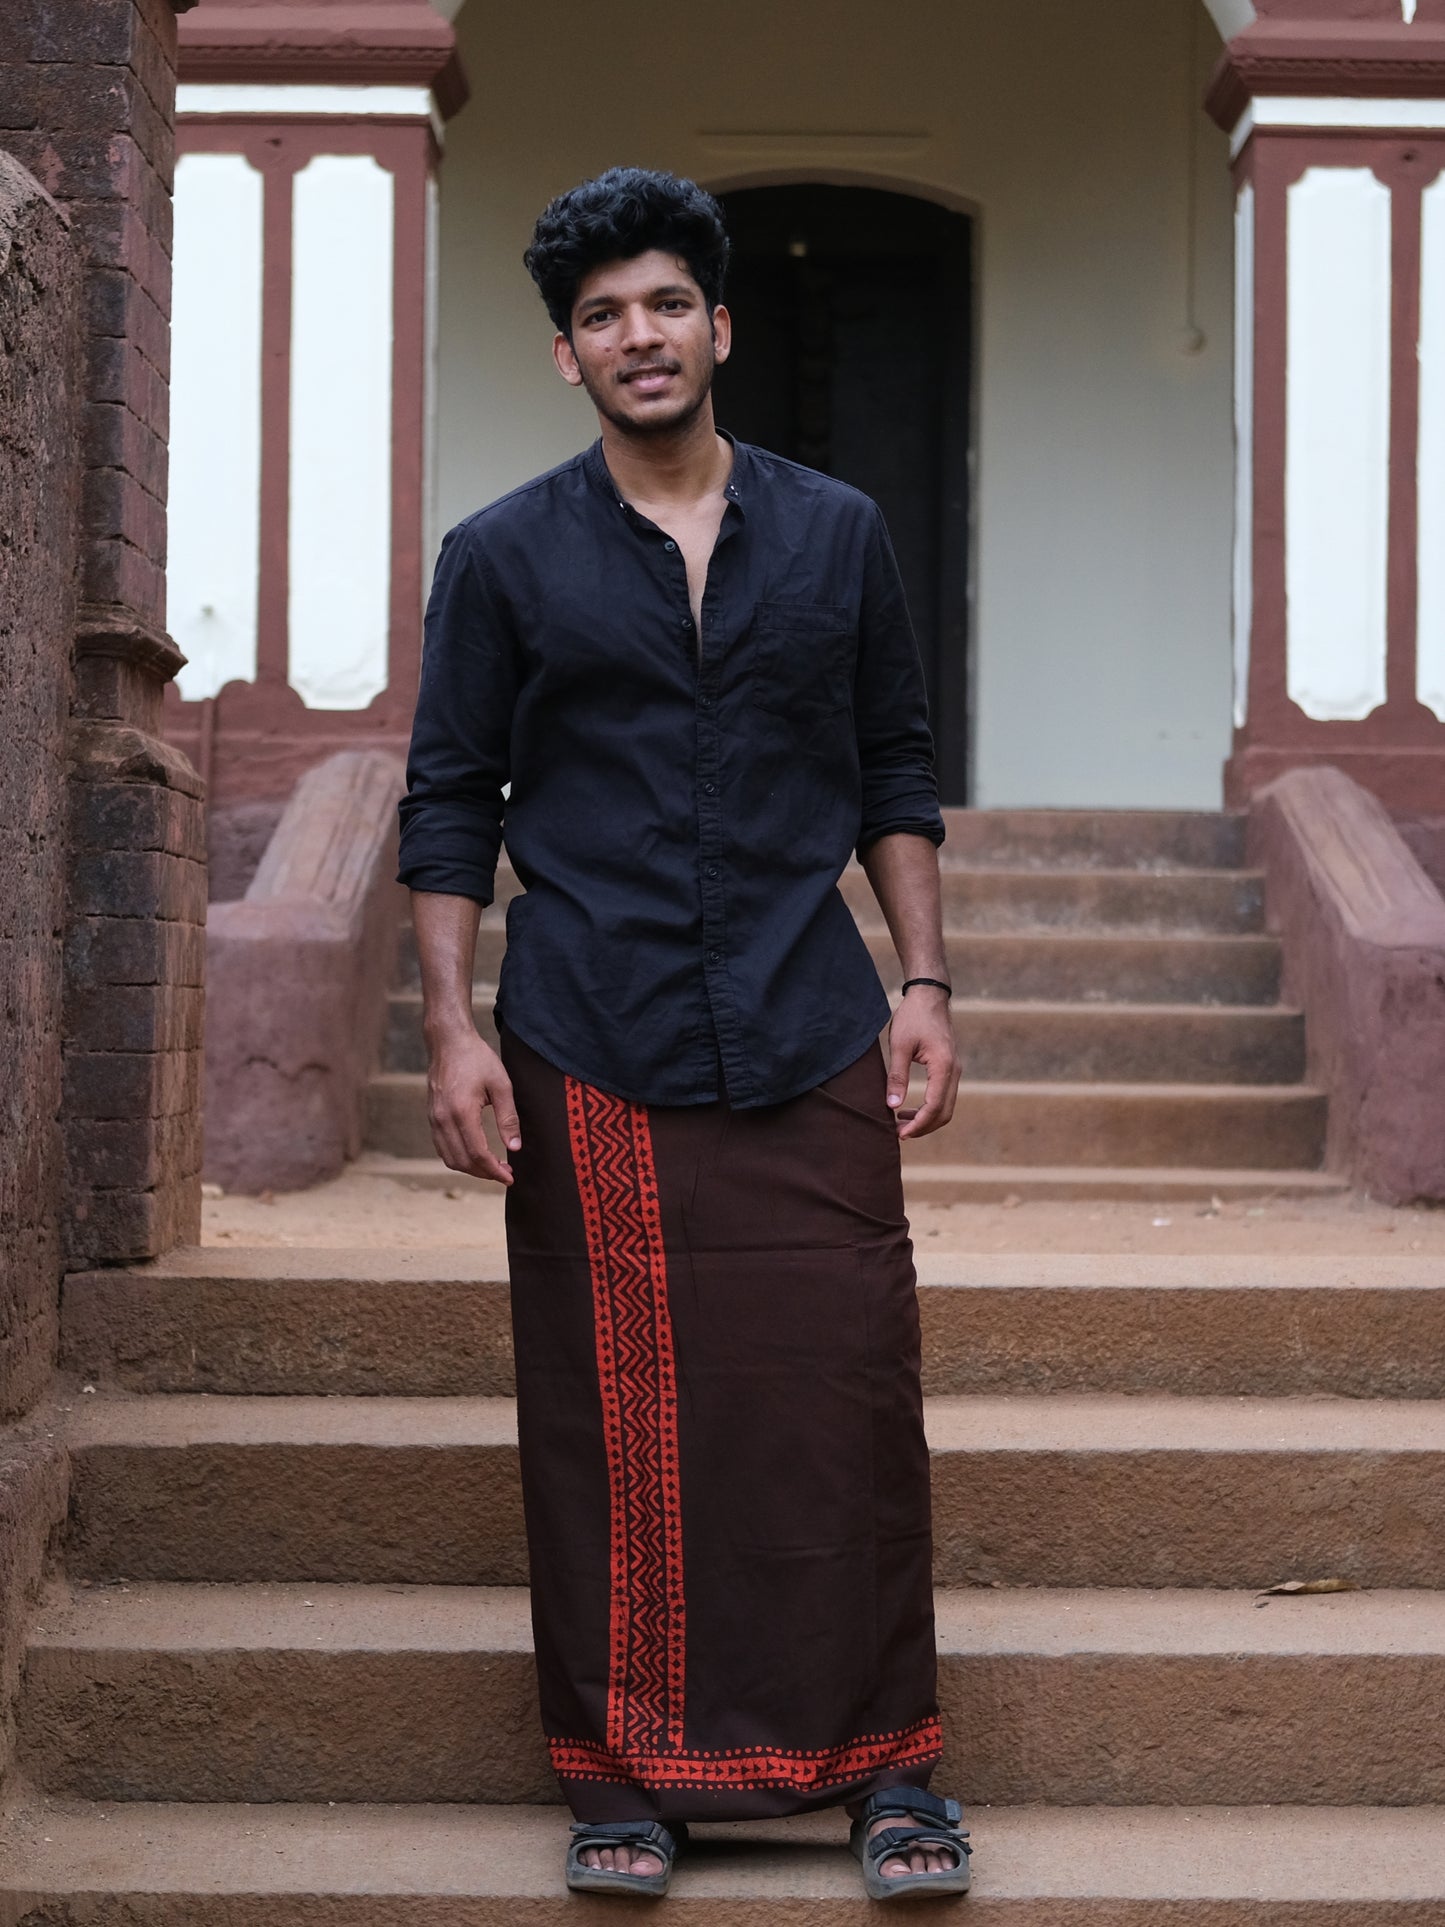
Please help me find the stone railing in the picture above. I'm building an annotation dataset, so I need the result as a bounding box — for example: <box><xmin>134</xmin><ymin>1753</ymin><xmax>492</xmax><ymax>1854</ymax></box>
<box><xmin>1250</xmin><ymin>765</ymin><xmax>1445</xmax><ymax>1204</ymax></box>
<box><xmin>205</xmin><ymin>750</ymin><xmax>405</xmax><ymax>1193</ymax></box>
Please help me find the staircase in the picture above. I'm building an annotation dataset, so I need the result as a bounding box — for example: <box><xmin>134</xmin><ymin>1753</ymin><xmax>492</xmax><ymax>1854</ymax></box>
<box><xmin>363</xmin><ymin>809</ymin><xmax>1341</xmax><ymax>1201</ymax></box>
<box><xmin>6</xmin><ymin>1242</ymin><xmax>1445</xmax><ymax>1916</ymax></box>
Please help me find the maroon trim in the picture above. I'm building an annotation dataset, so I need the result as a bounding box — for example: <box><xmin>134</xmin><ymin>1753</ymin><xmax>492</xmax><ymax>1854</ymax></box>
<box><xmin>1385</xmin><ymin>151</ymin><xmax>1427</xmax><ymax>715</ymax></box>
<box><xmin>1228</xmin><ymin>125</ymin><xmax>1445</xmax><ymax>809</ymax></box>
<box><xmin>178</xmin><ymin>3</ymin><xmax>469</xmax><ymax>119</ymax></box>
<box><xmin>168</xmin><ymin>116</ymin><xmax>436</xmax><ymax>806</ymax></box>
<box><xmin>1227</xmin><ymin>744</ymin><xmax>1445</xmax><ymax>813</ymax></box>
<box><xmin>1209</xmin><ymin>23</ymin><xmax>1445</xmax><ymax>134</ymax></box>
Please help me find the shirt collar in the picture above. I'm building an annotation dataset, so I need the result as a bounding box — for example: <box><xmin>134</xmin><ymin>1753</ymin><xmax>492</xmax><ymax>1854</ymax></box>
<box><xmin>582</xmin><ymin>430</ymin><xmax>750</xmax><ymax>519</ymax></box>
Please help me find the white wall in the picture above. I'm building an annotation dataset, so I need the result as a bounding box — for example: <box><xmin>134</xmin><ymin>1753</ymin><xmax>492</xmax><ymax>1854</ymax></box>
<box><xmin>434</xmin><ymin>0</ymin><xmax>1236</xmax><ymax>808</ymax></box>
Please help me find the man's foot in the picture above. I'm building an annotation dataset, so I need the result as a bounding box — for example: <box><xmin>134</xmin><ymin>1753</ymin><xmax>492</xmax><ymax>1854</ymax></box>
<box><xmin>868</xmin><ymin>1812</ymin><xmax>961</xmax><ymax>1880</ymax></box>
<box><xmin>578</xmin><ymin>1842</ymin><xmax>665</xmax><ymax>1879</ymax></box>
<box><xmin>564</xmin><ymin>1819</ymin><xmax>683</xmax><ymax>1895</ymax></box>
<box><xmin>848</xmin><ymin>1786</ymin><xmax>973</xmax><ymax>1900</ymax></box>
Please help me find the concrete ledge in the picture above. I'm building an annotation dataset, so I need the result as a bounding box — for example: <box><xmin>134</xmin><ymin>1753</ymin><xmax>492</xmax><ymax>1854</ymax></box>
<box><xmin>205</xmin><ymin>751</ymin><xmax>404</xmax><ymax>1193</ymax></box>
<box><xmin>1249</xmin><ymin>767</ymin><xmax>1445</xmax><ymax>1203</ymax></box>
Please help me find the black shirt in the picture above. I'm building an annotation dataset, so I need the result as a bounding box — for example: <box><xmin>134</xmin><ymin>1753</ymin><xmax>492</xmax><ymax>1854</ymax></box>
<box><xmin>397</xmin><ymin>435</ymin><xmax>944</xmax><ymax>1109</ymax></box>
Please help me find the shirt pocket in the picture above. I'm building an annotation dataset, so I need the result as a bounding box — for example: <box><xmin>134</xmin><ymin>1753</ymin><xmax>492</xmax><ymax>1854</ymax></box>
<box><xmin>749</xmin><ymin>599</ymin><xmax>855</xmax><ymax>720</ymax></box>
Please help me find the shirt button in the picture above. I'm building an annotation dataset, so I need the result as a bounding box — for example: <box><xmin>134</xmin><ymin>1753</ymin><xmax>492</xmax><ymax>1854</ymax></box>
<box><xmin>706</xmin><ymin>865</ymin><xmax>719</xmax><ymax>878</ymax></box>
<box><xmin>664</xmin><ymin>539</ymin><xmax>677</xmax><ymax>552</ymax></box>
<box><xmin>680</xmin><ymin>617</ymin><xmax>692</xmax><ymax>631</ymax></box>
<box><xmin>703</xmin><ymin>781</ymin><xmax>716</xmax><ymax>794</ymax></box>
<box><xmin>707</xmin><ymin>950</ymin><xmax>720</xmax><ymax>964</ymax></box>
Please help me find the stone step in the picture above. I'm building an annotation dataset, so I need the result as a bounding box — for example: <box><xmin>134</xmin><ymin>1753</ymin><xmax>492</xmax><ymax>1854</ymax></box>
<box><xmin>393</xmin><ymin>867</ymin><xmax>1268</xmax><ymax>986</ymax></box>
<box><xmin>356</xmin><ymin>1150</ymin><xmax>1348</xmax><ymax>1206</ymax></box>
<box><xmin>382</xmin><ymin>993</ymin><xmax>1305</xmax><ymax>1083</ymax></box>
<box><xmin>364</xmin><ymin>1072</ymin><xmax>1327</xmax><ymax>1170</ymax></box>
<box><xmin>6</xmin><ymin>1798</ymin><xmax>1443</xmax><ymax>1923</ymax></box>
<box><xmin>844</xmin><ymin>864</ymin><xmax>1267</xmax><ymax>931</ymax></box>
<box><xmin>22</xmin><ymin>1581</ymin><xmax>1445</xmax><ymax>1808</ymax></box>
<box><xmin>934</xmin><ymin>806</ymin><xmax>1248</xmax><ymax>872</ymax></box>
<box><xmin>897</xmin><ymin>1163</ymin><xmax>1347</xmax><ymax>1204</ymax></box>
<box><xmin>63</xmin><ymin>1392</ymin><xmax>1445</xmax><ymax>1590</ymax></box>
<box><xmin>452</xmin><ymin>926</ymin><xmax>1283</xmax><ymax>1001</ymax></box>
<box><xmin>63</xmin><ymin>1250</ymin><xmax>1438</xmax><ymax>1401</ymax></box>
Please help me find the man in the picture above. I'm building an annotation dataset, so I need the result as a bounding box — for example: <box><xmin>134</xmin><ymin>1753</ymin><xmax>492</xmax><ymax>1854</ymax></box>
<box><xmin>397</xmin><ymin>167</ymin><xmax>971</xmax><ymax>1902</ymax></box>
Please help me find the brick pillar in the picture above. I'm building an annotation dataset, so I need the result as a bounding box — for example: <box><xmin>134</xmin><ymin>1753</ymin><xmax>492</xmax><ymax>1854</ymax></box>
<box><xmin>0</xmin><ymin>154</ymin><xmax>83</xmax><ymax>1415</ymax></box>
<box><xmin>1209</xmin><ymin>0</ymin><xmax>1445</xmax><ymax>814</ymax></box>
<box><xmin>1</xmin><ymin>0</ymin><xmax>205</xmax><ymax>1264</ymax></box>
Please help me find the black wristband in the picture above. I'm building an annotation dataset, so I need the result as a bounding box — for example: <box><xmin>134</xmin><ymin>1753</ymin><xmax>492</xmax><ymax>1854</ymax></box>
<box><xmin>901</xmin><ymin>977</ymin><xmax>953</xmax><ymax>997</ymax></box>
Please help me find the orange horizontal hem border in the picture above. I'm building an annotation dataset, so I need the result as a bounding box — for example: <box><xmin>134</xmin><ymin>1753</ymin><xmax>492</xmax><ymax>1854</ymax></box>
<box><xmin>549</xmin><ymin>1714</ymin><xmax>944</xmax><ymax>1792</ymax></box>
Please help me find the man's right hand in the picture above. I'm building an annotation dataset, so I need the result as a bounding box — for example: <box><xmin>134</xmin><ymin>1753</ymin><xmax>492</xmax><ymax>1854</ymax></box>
<box><xmin>425</xmin><ymin>1027</ymin><xmax>522</xmax><ymax>1186</ymax></box>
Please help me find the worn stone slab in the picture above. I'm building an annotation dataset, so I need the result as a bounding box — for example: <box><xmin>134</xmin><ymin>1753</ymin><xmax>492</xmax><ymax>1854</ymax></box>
<box><xmin>60</xmin><ymin>1250</ymin><xmax>1445</xmax><ymax>1399</ymax></box>
<box><xmin>21</xmin><ymin>1582</ymin><xmax>1445</xmax><ymax>1808</ymax></box>
<box><xmin>62</xmin><ymin>1392</ymin><xmax>1445</xmax><ymax>1589</ymax></box>
<box><xmin>3</xmin><ymin>1799</ymin><xmax>1444</xmax><ymax>1923</ymax></box>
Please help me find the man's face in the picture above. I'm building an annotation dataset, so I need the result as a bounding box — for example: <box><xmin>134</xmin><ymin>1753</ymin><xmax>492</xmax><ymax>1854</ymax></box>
<box><xmin>553</xmin><ymin>248</ymin><xmax>730</xmax><ymax>435</ymax></box>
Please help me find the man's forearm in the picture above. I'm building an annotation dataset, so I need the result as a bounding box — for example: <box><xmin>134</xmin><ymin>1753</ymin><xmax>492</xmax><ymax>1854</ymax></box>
<box><xmin>860</xmin><ymin>833</ymin><xmax>949</xmax><ymax>984</ymax></box>
<box><xmin>411</xmin><ymin>890</ymin><xmax>483</xmax><ymax>1043</ymax></box>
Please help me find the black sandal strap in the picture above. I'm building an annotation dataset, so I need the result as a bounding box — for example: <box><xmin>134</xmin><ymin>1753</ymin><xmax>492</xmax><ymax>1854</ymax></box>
<box><xmin>859</xmin><ymin>1785</ymin><xmax>963</xmax><ymax>1829</ymax></box>
<box><xmin>864</xmin><ymin>1822</ymin><xmax>972</xmax><ymax>1868</ymax></box>
<box><xmin>568</xmin><ymin>1819</ymin><xmax>680</xmax><ymax>1858</ymax></box>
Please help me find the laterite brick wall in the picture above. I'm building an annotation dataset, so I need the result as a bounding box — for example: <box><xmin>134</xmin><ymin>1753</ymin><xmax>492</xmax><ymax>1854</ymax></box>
<box><xmin>2</xmin><ymin>0</ymin><xmax>204</xmax><ymax>1267</ymax></box>
<box><xmin>0</xmin><ymin>153</ymin><xmax>82</xmax><ymax>1418</ymax></box>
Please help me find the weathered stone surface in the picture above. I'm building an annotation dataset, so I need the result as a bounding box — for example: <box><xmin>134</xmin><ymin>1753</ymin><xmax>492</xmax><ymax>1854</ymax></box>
<box><xmin>21</xmin><ymin>1582</ymin><xmax>1445</xmax><ymax>1809</ymax></box>
<box><xmin>1250</xmin><ymin>768</ymin><xmax>1445</xmax><ymax>1203</ymax></box>
<box><xmin>7</xmin><ymin>1799</ymin><xmax>1445</xmax><ymax>1926</ymax></box>
<box><xmin>0</xmin><ymin>1425</ymin><xmax>68</xmax><ymax>1790</ymax></box>
<box><xmin>205</xmin><ymin>752</ymin><xmax>406</xmax><ymax>1194</ymax></box>
<box><xmin>207</xmin><ymin>800</ymin><xmax>286</xmax><ymax>903</ymax></box>
<box><xmin>0</xmin><ymin>152</ymin><xmax>83</xmax><ymax>1421</ymax></box>
<box><xmin>58</xmin><ymin>1250</ymin><xmax>1445</xmax><ymax>1402</ymax></box>
<box><xmin>61</xmin><ymin>1392</ymin><xmax>1445</xmax><ymax>1591</ymax></box>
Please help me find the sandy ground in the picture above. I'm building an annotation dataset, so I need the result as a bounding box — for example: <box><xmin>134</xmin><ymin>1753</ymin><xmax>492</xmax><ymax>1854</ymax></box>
<box><xmin>204</xmin><ymin>1166</ymin><xmax>1445</xmax><ymax>1258</ymax></box>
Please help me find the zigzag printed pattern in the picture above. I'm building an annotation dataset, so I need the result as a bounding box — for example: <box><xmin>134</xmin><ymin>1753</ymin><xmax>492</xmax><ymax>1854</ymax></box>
<box><xmin>566</xmin><ymin>1077</ymin><xmax>685</xmax><ymax>1758</ymax></box>
<box><xmin>549</xmin><ymin>1716</ymin><xmax>945</xmax><ymax>1793</ymax></box>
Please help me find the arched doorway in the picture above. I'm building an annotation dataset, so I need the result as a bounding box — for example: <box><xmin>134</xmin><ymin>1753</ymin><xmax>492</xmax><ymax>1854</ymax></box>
<box><xmin>712</xmin><ymin>184</ymin><xmax>974</xmax><ymax>803</ymax></box>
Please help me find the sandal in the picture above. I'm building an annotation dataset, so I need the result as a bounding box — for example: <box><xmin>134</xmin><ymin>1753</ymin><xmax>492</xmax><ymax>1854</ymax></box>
<box><xmin>849</xmin><ymin>1785</ymin><xmax>973</xmax><ymax>1901</ymax></box>
<box><xmin>564</xmin><ymin>1818</ymin><xmax>686</xmax><ymax>1897</ymax></box>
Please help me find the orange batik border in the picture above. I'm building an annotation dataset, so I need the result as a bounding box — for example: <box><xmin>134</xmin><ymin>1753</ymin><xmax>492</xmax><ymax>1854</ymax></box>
<box><xmin>562</xmin><ymin>1074</ymin><xmax>944</xmax><ymax>1796</ymax></box>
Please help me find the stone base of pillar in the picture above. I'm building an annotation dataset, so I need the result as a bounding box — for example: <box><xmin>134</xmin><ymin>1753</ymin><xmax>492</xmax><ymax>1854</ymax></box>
<box><xmin>1226</xmin><ymin>743</ymin><xmax>1445</xmax><ymax>818</ymax></box>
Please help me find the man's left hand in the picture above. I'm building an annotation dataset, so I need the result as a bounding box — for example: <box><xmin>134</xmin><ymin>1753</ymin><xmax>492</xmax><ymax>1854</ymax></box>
<box><xmin>886</xmin><ymin>986</ymin><xmax>961</xmax><ymax>1140</ymax></box>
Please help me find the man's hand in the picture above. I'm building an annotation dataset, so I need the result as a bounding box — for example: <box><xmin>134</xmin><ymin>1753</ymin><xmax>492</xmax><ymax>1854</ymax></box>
<box><xmin>886</xmin><ymin>984</ymin><xmax>961</xmax><ymax>1140</ymax></box>
<box><xmin>426</xmin><ymin>1025</ymin><xmax>522</xmax><ymax>1186</ymax></box>
<box><xmin>410</xmin><ymin>891</ymin><xmax>520</xmax><ymax>1185</ymax></box>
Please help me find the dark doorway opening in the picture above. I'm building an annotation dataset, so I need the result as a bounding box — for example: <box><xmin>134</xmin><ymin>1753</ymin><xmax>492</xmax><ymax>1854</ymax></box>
<box><xmin>713</xmin><ymin>184</ymin><xmax>973</xmax><ymax>803</ymax></box>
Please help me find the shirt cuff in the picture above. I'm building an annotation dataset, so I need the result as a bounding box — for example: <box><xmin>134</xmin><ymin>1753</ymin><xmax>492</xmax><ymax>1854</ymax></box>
<box><xmin>395</xmin><ymin>863</ymin><xmax>497</xmax><ymax>908</ymax></box>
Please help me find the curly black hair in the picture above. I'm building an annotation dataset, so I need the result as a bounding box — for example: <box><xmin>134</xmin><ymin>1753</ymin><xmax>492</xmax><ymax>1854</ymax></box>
<box><xmin>524</xmin><ymin>167</ymin><xmax>730</xmax><ymax>336</ymax></box>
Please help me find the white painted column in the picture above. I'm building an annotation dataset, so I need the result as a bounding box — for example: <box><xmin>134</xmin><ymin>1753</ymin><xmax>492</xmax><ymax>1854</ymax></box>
<box><xmin>1233</xmin><ymin>180</ymin><xmax>1255</xmax><ymax>729</ymax></box>
<box><xmin>1418</xmin><ymin>173</ymin><xmax>1445</xmax><ymax>720</ymax></box>
<box><xmin>1284</xmin><ymin>166</ymin><xmax>1392</xmax><ymax>721</ymax></box>
<box><xmin>287</xmin><ymin>155</ymin><xmax>397</xmax><ymax>711</ymax></box>
<box><xmin>168</xmin><ymin>153</ymin><xmax>265</xmax><ymax>701</ymax></box>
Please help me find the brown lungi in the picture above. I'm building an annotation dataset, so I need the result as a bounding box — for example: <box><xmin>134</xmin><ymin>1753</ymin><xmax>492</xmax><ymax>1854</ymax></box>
<box><xmin>502</xmin><ymin>1028</ymin><xmax>941</xmax><ymax>1823</ymax></box>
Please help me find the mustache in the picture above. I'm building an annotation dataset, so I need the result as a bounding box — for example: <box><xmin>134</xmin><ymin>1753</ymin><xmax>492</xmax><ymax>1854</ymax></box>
<box><xmin>619</xmin><ymin>359</ymin><xmax>682</xmax><ymax>383</ymax></box>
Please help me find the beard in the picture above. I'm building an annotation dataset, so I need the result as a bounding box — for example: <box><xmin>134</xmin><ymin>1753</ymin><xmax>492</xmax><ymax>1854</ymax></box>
<box><xmin>580</xmin><ymin>350</ymin><xmax>716</xmax><ymax>438</ymax></box>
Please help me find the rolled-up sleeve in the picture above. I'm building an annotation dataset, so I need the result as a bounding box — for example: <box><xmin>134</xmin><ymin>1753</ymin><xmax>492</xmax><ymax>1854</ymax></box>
<box><xmin>397</xmin><ymin>522</ymin><xmax>518</xmax><ymax>906</ymax></box>
<box><xmin>853</xmin><ymin>505</ymin><xmax>945</xmax><ymax>852</ymax></box>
